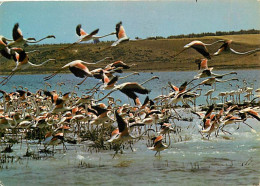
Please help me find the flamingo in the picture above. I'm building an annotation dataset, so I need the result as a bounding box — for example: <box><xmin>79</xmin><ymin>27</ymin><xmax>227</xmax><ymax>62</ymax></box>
<box><xmin>7</xmin><ymin>23</ymin><xmax>55</xmax><ymax>47</ymax></box>
<box><xmin>239</xmin><ymin>108</ymin><xmax>260</xmax><ymax>121</ymax></box>
<box><xmin>0</xmin><ymin>49</ymin><xmax>55</xmax><ymax>85</ymax></box>
<box><xmin>194</xmin><ymin>59</ymin><xmax>237</xmax><ymax>79</ymax></box>
<box><xmin>214</xmin><ymin>40</ymin><xmax>260</xmax><ymax>56</ymax></box>
<box><xmin>107</xmin><ymin>110</ymin><xmax>154</xmax><ymax>157</ymax></box>
<box><xmin>76</xmin><ymin>24</ymin><xmax>115</xmax><ymax>42</ymax></box>
<box><xmin>104</xmin><ymin>60</ymin><xmax>136</xmax><ymax>70</ymax></box>
<box><xmin>100</xmin><ymin>70</ymin><xmax>139</xmax><ymax>90</ymax></box>
<box><xmin>0</xmin><ymin>35</ymin><xmax>15</xmax><ymax>59</ymax></box>
<box><xmin>44</xmin><ymin>57</ymin><xmax>111</xmax><ymax>85</ymax></box>
<box><xmin>111</xmin><ymin>21</ymin><xmax>129</xmax><ymax>47</ymax></box>
<box><xmin>173</xmin><ymin>40</ymin><xmax>224</xmax><ymax>59</ymax></box>
<box><xmin>198</xmin><ymin>77</ymin><xmax>239</xmax><ymax>89</ymax></box>
<box><xmin>97</xmin><ymin>76</ymin><xmax>159</xmax><ymax>105</ymax></box>
<box><xmin>43</xmin><ymin>132</ymin><xmax>66</xmax><ymax>151</ymax></box>
<box><xmin>148</xmin><ymin>135</ymin><xmax>169</xmax><ymax>156</ymax></box>
<box><xmin>62</xmin><ymin>24</ymin><xmax>116</xmax><ymax>50</ymax></box>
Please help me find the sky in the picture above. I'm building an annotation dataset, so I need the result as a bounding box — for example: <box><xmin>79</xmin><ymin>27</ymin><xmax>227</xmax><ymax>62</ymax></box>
<box><xmin>0</xmin><ymin>0</ymin><xmax>259</xmax><ymax>44</ymax></box>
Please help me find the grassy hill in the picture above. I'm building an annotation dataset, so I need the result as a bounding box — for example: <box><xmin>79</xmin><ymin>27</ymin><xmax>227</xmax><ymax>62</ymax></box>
<box><xmin>0</xmin><ymin>34</ymin><xmax>259</xmax><ymax>74</ymax></box>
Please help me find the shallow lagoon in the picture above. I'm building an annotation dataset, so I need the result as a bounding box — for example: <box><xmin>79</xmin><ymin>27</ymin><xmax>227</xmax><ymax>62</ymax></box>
<box><xmin>0</xmin><ymin>70</ymin><xmax>259</xmax><ymax>185</ymax></box>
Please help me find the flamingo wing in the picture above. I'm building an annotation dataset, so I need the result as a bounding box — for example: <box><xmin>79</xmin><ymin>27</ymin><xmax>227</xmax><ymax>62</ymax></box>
<box><xmin>120</xmin><ymin>89</ymin><xmax>138</xmax><ymax>100</ymax></box>
<box><xmin>111</xmin><ymin>36</ymin><xmax>129</xmax><ymax>47</ymax></box>
<box><xmin>107</xmin><ymin>76</ymin><xmax>119</xmax><ymax>86</ymax></box>
<box><xmin>112</xmin><ymin>21</ymin><xmax>129</xmax><ymax>46</ymax></box>
<box><xmin>214</xmin><ymin>41</ymin><xmax>231</xmax><ymax>55</ymax></box>
<box><xmin>0</xmin><ymin>48</ymin><xmax>12</xmax><ymax>59</ymax></box>
<box><xmin>111</xmin><ymin>61</ymin><xmax>130</xmax><ymax>69</ymax></box>
<box><xmin>81</xmin><ymin>29</ymin><xmax>99</xmax><ymax>41</ymax></box>
<box><xmin>179</xmin><ymin>81</ymin><xmax>187</xmax><ymax>93</ymax></box>
<box><xmin>191</xmin><ymin>44</ymin><xmax>211</xmax><ymax>59</ymax></box>
<box><xmin>168</xmin><ymin>82</ymin><xmax>179</xmax><ymax>92</ymax></box>
<box><xmin>121</xmin><ymin>83</ymin><xmax>150</xmax><ymax>94</ymax></box>
<box><xmin>154</xmin><ymin>136</ymin><xmax>163</xmax><ymax>146</ymax></box>
<box><xmin>69</xmin><ymin>66</ymin><xmax>88</xmax><ymax>78</ymax></box>
<box><xmin>12</xmin><ymin>23</ymin><xmax>23</xmax><ymax>41</ymax></box>
<box><xmin>115</xmin><ymin>110</ymin><xmax>127</xmax><ymax>133</ymax></box>
<box><xmin>247</xmin><ymin>110</ymin><xmax>260</xmax><ymax>121</ymax></box>
<box><xmin>204</xmin><ymin>104</ymin><xmax>214</xmax><ymax>119</ymax></box>
<box><xmin>76</xmin><ymin>24</ymin><xmax>87</xmax><ymax>36</ymax></box>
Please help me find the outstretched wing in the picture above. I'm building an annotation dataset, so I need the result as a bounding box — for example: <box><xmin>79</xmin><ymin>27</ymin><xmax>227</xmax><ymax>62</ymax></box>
<box><xmin>115</xmin><ymin>111</ymin><xmax>127</xmax><ymax>133</ymax></box>
<box><xmin>12</xmin><ymin>23</ymin><xmax>23</xmax><ymax>41</ymax></box>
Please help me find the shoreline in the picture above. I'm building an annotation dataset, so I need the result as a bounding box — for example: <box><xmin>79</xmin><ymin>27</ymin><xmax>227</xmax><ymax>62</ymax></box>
<box><xmin>1</xmin><ymin>66</ymin><xmax>259</xmax><ymax>76</ymax></box>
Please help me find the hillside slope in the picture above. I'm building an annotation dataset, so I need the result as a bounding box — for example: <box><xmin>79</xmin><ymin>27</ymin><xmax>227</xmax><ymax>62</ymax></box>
<box><xmin>0</xmin><ymin>34</ymin><xmax>259</xmax><ymax>74</ymax></box>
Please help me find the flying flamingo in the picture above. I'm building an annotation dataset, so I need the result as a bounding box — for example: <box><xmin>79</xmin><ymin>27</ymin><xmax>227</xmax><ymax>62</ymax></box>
<box><xmin>194</xmin><ymin>59</ymin><xmax>237</xmax><ymax>79</ymax></box>
<box><xmin>214</xmin><ymin>40</ymin><xmax>260</xmax><ymax>56</ymax></box>
<box><xmin>148</xmin><ymin>135</ymin><xmax>169</xmax><ymax>156</ymax></box>
<box><xmin>44</xmin><ymin>57</ymin><xmax>111</xmax><ymax>85</ymax></box>
<box><xmin>173</xmin><ymin>40</ymin><xmax>224</xmax><ymax>59</ymax></box>
<box><xmin>7</xmin><ymin>23</ymin><xmax>55</xmax><ymax>47</ymax></box>
<box><xmin>76</xmin><ymin>24</ymin><xmax>116</xmax><ymax>42</ymax></box>
<box><xmin>61</xmin><ymin>24</ymin><xmax>116</xmax><ymax>50</ymax></box>
<box><xmin>97</xmin><ymin>76</ymin><xmax>159</xmax><ymax>106</ymax></box>
<box><xmin>100</xmin><ymin>70</ymin><xmax>139</xmax><ymax>90</ymax></box>
<box><xmin>104</xmin><ymin>60</ymin><xmax>136</xmax><ymax>70</ymax></box>
<box><xmin>0</xmin><ymin>49</ymin><xmax>55</xmax><ymax>85</ymax></box>
<box><xmin>0</xmin><ymin>35</ymin><xmax>14</xmax><ymax>59</ymax></box>
<box><xmin>107</xmin><ymin>110</ymin><xmax>154</xmax><ymax>157</ymax></box>
<box><xmin>111</xmin><ymin>21</ymin><xmax>129</xmax><ymax>47</ymax></box>
<box><xmin>197</xmin><ymin>77</ymin><xmax>239</xmax><ymax>89</ymax></box>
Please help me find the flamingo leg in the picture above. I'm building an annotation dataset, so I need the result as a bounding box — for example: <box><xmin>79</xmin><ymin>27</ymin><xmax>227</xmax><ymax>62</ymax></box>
<box><xmin>77</xmin><ymin>76</ymin><xmax>88</xmax><ymax>85</ymax></box>
<box><xmin>173</xmin><ymin>48</ymin><xmax>186</xmax><ymax>58</ymax></box>
<box><xmin>44</xmin><ymin>71</ymin><xmax>60</xmax><ymax>81</ymax></box>
<box><xmin>0</xmin><ymin>71</ymin><xmax>16</xmax><ymax>85</ymax></box>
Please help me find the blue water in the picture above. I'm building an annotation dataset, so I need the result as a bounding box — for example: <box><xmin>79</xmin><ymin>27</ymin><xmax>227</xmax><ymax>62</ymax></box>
<box><xmin>0</xmin><ymin>70</ymin><xmax>259</xmax><ymax>185</ymax></box>
<box><xmin>1</xmin><ymin>69</ymin><xmax>259</xmax><ymax>105</ymax></box>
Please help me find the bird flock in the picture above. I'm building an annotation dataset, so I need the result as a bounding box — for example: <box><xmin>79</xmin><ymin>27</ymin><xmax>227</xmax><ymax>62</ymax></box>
<box><xmin>0</xmin><ymin>21</ymin><xmax>259</xmax><ymax>158</ymax></box>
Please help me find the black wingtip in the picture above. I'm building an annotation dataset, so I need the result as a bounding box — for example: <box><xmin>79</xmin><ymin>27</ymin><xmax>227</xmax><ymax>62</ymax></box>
<box><xmin>90</xmin><ymin>29</ymin><xmax>99</xmax><ymax>36</ymax></box>
<box><xmin>76</xmin><ymin>24</ymin><xmax>82</xmax><ymax>36</ymax></box>
<box><xmin>14</xmin><ymin>23</ymin><xmax>19</xmax><ymax>28</ymax></box>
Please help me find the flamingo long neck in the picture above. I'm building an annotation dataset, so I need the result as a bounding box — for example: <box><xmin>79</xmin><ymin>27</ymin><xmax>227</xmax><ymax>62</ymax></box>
<box><xmin>94</xmin><ymin>32</ymin><xmax>116</xmax><ymax>39</ymax></box>
<box><xmin>27</xmin><ymin>35</ymin><xmax>54</xmax><ymax>43</ymax></box>
<box><xmin>119</xmin><ymin>72</ymin><xmax>138</xmax><ymax>80</ymax></box>
<box><xmin>97</xmin><ymin>89</ymin><xmax>117</xmax><ymax>102</ymax></box>
<box><xmin>94</xmin><ymin>57</ymin><xmax>110</xmax><ymax>64</ymax></box>
<box><xmin>230</xmin><ymin>48</ymin><xmax>260</xmax><ymax>55</ymax></box>
<box><xmin>204</xmin><ymin>40</ymin><xmax>224</xmax><ymax>46</ymax></box>
<box><xmin>141</xmin><ymin>77</ymin><xmax>158</xmax><ymax>86</ymax></box>
<box><xmin>217</xmin><ymin>78</ymin><xmax>238</xmax><ymax>83</ymax></box>
<box><xmin>28</xmin><ymin>59</ymin><xmax>53</xmax><ymax>67</ymax></box>
<box><xmin>212</xmin><ymin>71</ymin><xmax>235</xmax><ymax>78</ymax></box>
